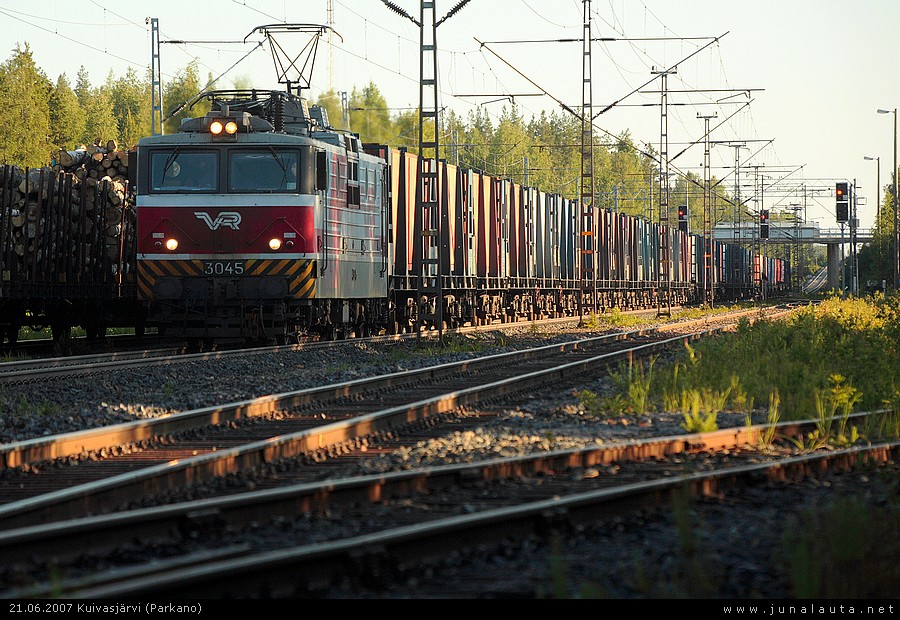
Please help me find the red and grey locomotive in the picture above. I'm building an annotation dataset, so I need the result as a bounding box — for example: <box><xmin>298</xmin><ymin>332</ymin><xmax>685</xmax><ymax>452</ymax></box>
<box><xmin>134</xmin><ymin>91</ymin><xmax>390</xmax><ymax>344</ymax></box>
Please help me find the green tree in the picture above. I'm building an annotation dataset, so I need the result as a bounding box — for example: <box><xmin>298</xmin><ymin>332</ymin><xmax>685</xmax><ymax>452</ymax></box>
<box><xmin>0</xmin><ymin>43</ymin><xmax>52</xmax><ymax>166</ymax></box>
<box><xmin>49</xmin><ymin>73</ymin><xmax>85</xmax><ymax>151</ymax></box>
<box><xmin>606</xmin><ymin>131</ymin><xmax>655</xmax><ymax>217</ymax></box>
<box><xmin>162</xmin><ymin>60</ymin><xmax>208</xmax><ymax>135</ymax></box>
<box><xmin>81</xmin><ymin>81</ymin><xmax>119</xmax><ymax>147</ymax></box>
<box><xmin>108</xmin><ymin>67</ymin><xmax>150</xmax><ymax>148</ymax></box>
<box><xmin>491</xmin><ymin>104</ymin><xmax>531</xmax><ymax>183</ymax></box>
<box><xmin>232</xmin><ymin>75</ymin><xmax>254</xmax><ymax>90</ymax></box>
<box><xmin>858</xmin><ymin>176</ymin><xmax>896</xmax><ymax>290</ymax></box>
<box><xmin>74</xmin><ymin>66</ymin><xmax>92</xmax><ymax>108</ymax></box>
<box><xmin>348</xmin><ymin>81</ymin><xmax>393</xmax><ymax>144</ymax></box>
<box><xmin>314</xmin><ymin>88</ymin><xmax>346</xmax><ymax>130</ymax></box>
<box><xmin>457</xmin><ymin>106</ymin><xmax>493</xmax><ymax>175</ymax></box>
<box><xmin>389</xmin><ymin>108</ymin><xmax>421</xmax><ymax>150</ymax></box>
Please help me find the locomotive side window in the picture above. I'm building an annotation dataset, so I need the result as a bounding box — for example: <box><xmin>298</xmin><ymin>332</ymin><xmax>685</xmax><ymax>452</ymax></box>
<box><xmin>347</xmin><ymin>159</ymin><xmax>360</xmax><ymax>207</ymax></box>
<box><xmin>151</xmin><ymin>150</ymin><xmax>218</xmax><ymax>192</ymax></box>
<box><xmin>228</xmin><ymin>150</ymin><xmax>299</xmax><ymax>193</ymax></box>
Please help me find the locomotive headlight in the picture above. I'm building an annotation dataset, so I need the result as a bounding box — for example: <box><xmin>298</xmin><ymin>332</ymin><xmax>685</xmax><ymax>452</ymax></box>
<box><xmin>225</xmin><ymin>121</ymin><xmax>239</xmax><ymax>135</ymax></box>
<box><xmin>268</xmin><ymin>238</ymin><xmax>282</xmax><ymax>251</ymax></box>
<box><xmin>165</xmin><ymin>238</ymin><xmax>179</xmax><ymax>251</ymax></box>
<box><xmin>209</xmin><ymin>120</ymin><xmax>224</xmax><ymax>135</ymax></box>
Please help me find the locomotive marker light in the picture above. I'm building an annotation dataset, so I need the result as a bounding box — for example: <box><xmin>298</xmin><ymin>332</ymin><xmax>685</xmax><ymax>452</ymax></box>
<box><xmin>269</xmin><ymin>238</ymin><xmax>283</xmax><ymax>251</ymax></box>
<box><xmin>209</xmin><ymin>120</ymin><xmax>239</xmax><ymax>136</ymax></box>
<box><xmin>165</xmin><ymin>238</ymin><xmax>179</xmax><ymax>251</ymax></box>
<box><xmin>835</xmin><ymin>181</ymin><xmax>850</xmax><ymax>223</ymax></box>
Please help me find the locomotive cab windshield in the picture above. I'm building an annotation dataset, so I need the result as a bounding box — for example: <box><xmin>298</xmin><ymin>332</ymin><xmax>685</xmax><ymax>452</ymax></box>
<box><xmin>153</xmin><ymin>150</ymin><xmax>218</xmax><ymax>192</ymax></box>
<box><xmin>229</xmin><ymin>150</ymin><xmax>299</xmax><ymax>192</ymax></box>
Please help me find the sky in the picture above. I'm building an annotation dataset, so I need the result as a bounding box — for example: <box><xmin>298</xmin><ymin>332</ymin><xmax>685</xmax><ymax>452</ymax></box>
<box><xmin>1</xmin><ymin>0</ymin><xmax>898</xmax><ymax>231</ymax></box>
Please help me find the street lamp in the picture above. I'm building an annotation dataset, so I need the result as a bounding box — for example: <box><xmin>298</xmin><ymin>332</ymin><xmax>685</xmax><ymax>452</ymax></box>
<box><xmin>877</xmin><ymin>108</ymin><xmax>898</xmax><ymax>291</ymax></box>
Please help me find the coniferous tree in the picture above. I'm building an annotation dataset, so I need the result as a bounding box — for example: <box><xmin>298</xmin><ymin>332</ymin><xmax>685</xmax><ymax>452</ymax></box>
<box><xmin>492</xmin><ymin>104</ymin><xmax>531</xmax><ymax>183</ymax></box>
<box><xmin>0</xmin><ymin>43</ymin><xmax>52</xmax><ymax>166</ymax></box>
<box><xmin>49</xmin><ymin>73</ymin><xmax>85</xmax><ymax>151</ymax></box>
<box><xmin>108</xmin><ymin>67</ymin><xmax>150</xmax><ymax>149</ymax></box>
<box><xmin>858</xmin><ymin>180</ymin><xmax>896</xmax><ymax>290</ymax></box>
<box><xmin>82</xmin><ymin>80</ymin><xmax>119</xmax><ymax>147</ymax></box>
<box><xmin>348</xmin><ymin>82</ymin><xmax>393</xmax><ymax>144</ymax></box>
<box><xmin>74</xmin><ymin>66</ymin><xmax>92</xmax><ymax>108</ymax></box>
<box><xmin>162</xmin><ymin>60</ymin><xmax>208</xmax><ymax>135</ymax></box>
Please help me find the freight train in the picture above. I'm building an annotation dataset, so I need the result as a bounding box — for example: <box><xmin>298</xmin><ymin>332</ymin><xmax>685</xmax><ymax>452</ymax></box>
<box><xmin>0</xmin><ymin>88</ymin><xmax>789</xmax><ymax>347</ymax></box>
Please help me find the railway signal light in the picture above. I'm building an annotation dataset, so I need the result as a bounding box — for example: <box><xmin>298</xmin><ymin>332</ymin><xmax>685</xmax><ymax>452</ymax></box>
<box><xmin>759</xmin><ymin>209</ymin><xmax>769</xmax><ymax>239</ymax></box>
<box><xmin>677</xmin><ymin>204</ymin><xmax>688</xmax><ymax>232</ymax></box>
<box><xmin>836</xmin><ymin>181</ymin><xmax>849</xmax><ymax>223</ymax></box>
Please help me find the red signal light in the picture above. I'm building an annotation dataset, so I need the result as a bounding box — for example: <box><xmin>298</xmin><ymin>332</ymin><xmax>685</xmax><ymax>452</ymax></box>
<box><xmin>836</xmin><ymin>182</ymin><xmax>849</xmax><ymax>200</ymax></box>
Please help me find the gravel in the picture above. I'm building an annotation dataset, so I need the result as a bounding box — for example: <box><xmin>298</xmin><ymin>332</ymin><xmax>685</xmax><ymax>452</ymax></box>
<box><xmin>2</xmin><ymin>318</ymin><xmax>897</xmax><ymax>599</ymax></box>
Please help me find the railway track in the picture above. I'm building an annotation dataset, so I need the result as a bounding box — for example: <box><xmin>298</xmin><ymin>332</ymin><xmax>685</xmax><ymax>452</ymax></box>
<box><xmin>0</xmin><ymin>310</ymin><xmax>625</xmax><ymax>384</ymax></box>
<box><xmin>5</xmin><ymin>301</ymin><xmax>876</xmax><ymax>599</ymax></box>
<box><xmin>0</xmin><ymin>306</ymin><xmax>794</xmax><ymax>530</ymax></box>
<box><xmin>2</xmin><ymin>429</ymin><xmax>895</xmax><ymax>598</ymax></box>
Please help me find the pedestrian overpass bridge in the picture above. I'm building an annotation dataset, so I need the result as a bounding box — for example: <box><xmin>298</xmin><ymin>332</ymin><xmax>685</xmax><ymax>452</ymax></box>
<box><xmin>712</xmin><ymin>222</ymin><xmax>873</xmax><ymax>292</ymax></box>
<box><xmin>712</xmin><ymin>222</ymin><xmax>873</xmax><ymax>244</ymax></box>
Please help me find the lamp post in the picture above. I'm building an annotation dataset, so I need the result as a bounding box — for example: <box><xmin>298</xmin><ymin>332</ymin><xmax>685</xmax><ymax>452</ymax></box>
<box><xmin>877</xmin><ymin>108</ymin><xmax>898</xmax><ymax>291</ymax></box>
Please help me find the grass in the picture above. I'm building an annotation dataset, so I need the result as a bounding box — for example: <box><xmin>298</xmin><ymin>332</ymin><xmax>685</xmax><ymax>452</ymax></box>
<box><xmin>540</xmin><ymin>473</ymin><xmax>898</xmax><ymax>598</ymax></box>
<box><xmin>749</xmin><ymin>390</ymin><xmax>781</xmax><ymax>451</ymax></box>
<box><xmin>781</xmin><ymin>483</ymin><xmax>900</xmax><ymax>598</ymax></box>
<box><xmin>678</xmin><ymin>387</ymin><xmax>727</xmax><ymax>433</ymax></box>
<box><xmin>581</xmin><ymin>309</ymin><xmax>645</xmax><ymax>330</ymax></box>
<box><xmin>623</xmin><ymin>293</ymin><xmax>899</xmax><ymax>438</ymax></box>
<box><xmin>0</xmin><ymin>393</ymin><xmax>60</xmax><ymax>426</ymax></box>
<box><xmin>536</xmin><ymin>296</ymin><xmax>900</xmax><ymax>598</ymax></box>
<box><xmin>577</xmin><ymin>293</ymin><xmax>900</xmax><ymax>444</ymax></box>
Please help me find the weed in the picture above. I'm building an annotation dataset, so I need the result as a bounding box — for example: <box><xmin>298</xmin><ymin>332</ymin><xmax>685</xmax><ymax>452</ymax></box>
<box><xmin>600</xmin><ymin>393</ymin><xmax>629</xmax><ymax>417</ymax></box>
<box><xmin>728</xmin><ymin>375</ymin><xmax>752</xmax><ymax>412</ymax></box>
<box><xmin>782</xmin><ymin>493</ymin><xmax>900</xmax><ymax>598</ymax></box>
<box><xmin>575</xmin><ymin>389</ymin><xmax>603</xmax><ymax>416</ymax></box>
<box><xmin>751</xmin><ymin>390</ymin><xmax>781</xmax><ymax>450</ymax></box>
<box><xmin>820</xmin><ymin>374</ymin><xmax>862</xmax><ymax>448</ymax></box>
<box><xmin>863</xmin><ymin>393</ymin><xmax>900</xmax><ymax>440</ymax></box>
<box><xmin>678</xmin><ymin>388</ymin><xmax>721</xmax><ymax>433</ymax></box>
<box><xmin>788</xmin><ymin>375</ymin><xmax>862</xmax><ymax>452</ymax></box>
<box><xmin>543</xmin><ymin>430</ymin><xmax>555</xmax><ymax>450</ymax></box>
<box><xmin>162</xmin><ymin>379</ymin><xmax>178</xmax><ymax>398</ymax></box>
<box><xmin>607</xmin><ymin>355</ymin><xmax>656</xmax><ymax>414</ymax></box>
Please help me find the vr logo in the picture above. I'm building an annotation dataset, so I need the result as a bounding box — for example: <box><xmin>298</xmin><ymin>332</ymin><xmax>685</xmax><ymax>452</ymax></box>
<box><xmin>194</xmin><ymin>211</ymin><xmax>242</xmax><ymax>230</ymax></box>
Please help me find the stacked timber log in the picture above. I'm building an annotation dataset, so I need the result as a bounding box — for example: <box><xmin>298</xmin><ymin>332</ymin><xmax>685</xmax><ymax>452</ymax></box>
<box><xmin>55</xmin><ymin>138</ymin><xmax>130</xmax><ymax>184</ymax></box>
<box><xmin>0</xmin><ymin>138</ymin><xmax>135</xmax><ymax>293</ymax></box>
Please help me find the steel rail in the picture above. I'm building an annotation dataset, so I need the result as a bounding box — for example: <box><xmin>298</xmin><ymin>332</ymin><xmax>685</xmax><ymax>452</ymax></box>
<box><xmin>0</xmin><ymin>410</ymin><xmax>885</xmax><ymax>569</ymax></box>
<box><xmin>0</xmin><ymin>307</ymin><xmax>770</xmax><ymax>469</ymax></box>
<box><xmin>0</xmin><ymin>308</ymin><xmax>794</xmax><ymax>529</ymax></box>
<box><xmin>8</xmin><ymin>441</ymin><xmax>895</xmax><ymax>599</ymax></box>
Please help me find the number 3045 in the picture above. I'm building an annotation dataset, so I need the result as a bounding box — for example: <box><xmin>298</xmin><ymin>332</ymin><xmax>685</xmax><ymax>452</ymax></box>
<box><xmin>204</xmin><ymin>261</ymin><xmax>245</xmax><ymax>275</ymax></box>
